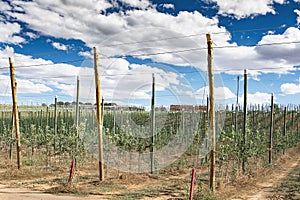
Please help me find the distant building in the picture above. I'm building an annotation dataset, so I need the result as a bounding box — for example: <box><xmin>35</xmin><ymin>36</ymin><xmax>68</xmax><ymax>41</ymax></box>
<box><xmin>170</xmin><ymin>105</ymin><xmax>207</xmax><ymax>112</ymax></box>
<box><xmin>104</xmin><ymin>105</ymin><xmax>145</xmax><ymax>111</ymax></box>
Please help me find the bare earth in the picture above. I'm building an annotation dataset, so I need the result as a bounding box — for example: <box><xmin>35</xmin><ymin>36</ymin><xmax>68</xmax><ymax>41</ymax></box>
<box><xmin>228</xmin><ymin>148</ymin><xmax>300</xmax><ymax>200</ymax></box>
<box><xmin>0</xmin><ymin>184</ymin><xmax>84</xmax><ymax>200</ymax></box>
<box><xmin>0</xmin><ymin>146</ymin><xmax>299</xmax><ymax>200</ymax></box>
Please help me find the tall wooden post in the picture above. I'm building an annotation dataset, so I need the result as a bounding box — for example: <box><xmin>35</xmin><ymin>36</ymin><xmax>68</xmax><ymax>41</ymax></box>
<box><xmin>54</xmin><ymin>96</ymin><xmax>58</xmax><ymax>153</ymax></box>
<box><xmin>75</xmin><ymin>76</ymin><xmax>80</xmax><ymax>161</ymax></box>
<box><xmin>269</xmin><ymin>93</ymin><xmax>274</xmax><ymax>164</ymax></box>
<box><xmin>94</xmin><ymin>47</ymin><xmax>104</xmax><ymax>181</ymax></box>
<box><xmin>242</xmin><ymin>69</ymin><xmax>247</xmax><ymax>173</ymax></box>
<box><xmin>150</xmin><ymin>73</ymin><xmax>155</xmax><ymax>174</ymax></box>
<box><xmin>235</xmin><ymin>76</ymin><xmax>239</xmax><ymax>134</ymax></box>
<box><xmin>9</xmin><ymin>57</ymin><xmax>21</xmax><ymax>169</ymax></box>
<box><xmin>206</xmin><ymin>34</ymin><xmax>215</xmax><ymax>191</ymax></box>
<box><xmin>10</xmin><ymin>112</ymin><xmax>14</xmax><ymax>161</ymax></box>
<box><xmin>283</xmin><ymin>106</ymin><xmax>287</xmax><ymax>155</ymax></box>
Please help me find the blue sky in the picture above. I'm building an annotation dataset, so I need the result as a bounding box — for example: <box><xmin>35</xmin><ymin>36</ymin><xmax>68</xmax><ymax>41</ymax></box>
<box><xmin>0</xmin><ymin>0</ymin><xmax>300</xmax><ymax>107</ymax></box>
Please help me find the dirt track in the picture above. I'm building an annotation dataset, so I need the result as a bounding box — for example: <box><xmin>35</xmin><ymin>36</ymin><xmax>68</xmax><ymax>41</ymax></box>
<box><xmin>0</xmin><ymin>184</ymin><xmax>84</xmax><ymax>200</ymax></box>
<box><xmin>229</xmin><ymin>152</ymin><xmax>300</xmax><ymax>200</ymax></box>
<box><xmin>1</xmin><ymin>148</ymin><xmax>300</xmax><ymax>200</ymax></box>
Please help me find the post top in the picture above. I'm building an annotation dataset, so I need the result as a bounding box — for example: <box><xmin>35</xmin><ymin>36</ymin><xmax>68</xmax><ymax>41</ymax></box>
<box><xmin>206</xmin><ymin>34</ymin><xmax>211</xmax><ymax>41</ymax></box>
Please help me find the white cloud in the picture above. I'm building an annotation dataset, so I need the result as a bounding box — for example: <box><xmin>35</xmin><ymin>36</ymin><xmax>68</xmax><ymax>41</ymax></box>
<box><xmin>0</xmin><ymin>47</ymin><xmax>86</xmax><ymax>99</ymax></box>
<box><xmin>0</xmin><ymin>75</ymin><xmax>53</xmax><ymax>96</ymax></box>
<box><xmin>207</xmin><ymin>0</ymin><xmax>285</xmax><ymax>19</ymax></box>
<box><xmin>75</xmin><ymin>57</ymin><xmax>195</xmax><ymax>105</ymax></box>
<box><xmin>295</xmin><ymin>9</ymin><xmax>300</xmax><ymax>25</ymax></box>
<box><xmin>120</xmin><ymin>0</ymin><xmax>153</xmax><ymax>9</ymax></box>
<box><xmin>281</xmin><ymin>82</ymin><xmax>300</xmax><ymax>95</ymax></box>
<box><xmin>78</xmin><ymin>51</ymin><xmax>93</xmax><ymax>58</ymax></box>
<box><xmin>25</xmin><ymin>32</ymin><xmax>39</xmax><ymax>39</ymax></box>
<box><xmin>52</xmin><ymin>42</ymin><xmax>68</xmax><ymax>51</ymax></box>
<box><xmin>195</xmin><ymin>86</ymin><xmax>236</xmax><ymax>103</ymax></box>
<box><xmin>240</xmin><ymin>92</ymin><xmax>273</xmax><ymax>105</ymax></box>
<box><xmin>162</xmin><ymin>3</ymin><xmax>175</xmax><ymax>9</ymax></box>
<box><xmin>16</xmin><ymin>79</ymin><xmax>53</xmax><ymax>94</ymax></box>
<box><xmin>255</xmin><ymin>27</ymin><xmax>300</xmax><ymax>65</ymax></box>
<box><xmin>0</xmin><ymin>21</ymin><xmax>25</xmax><ymax>44</ymax></box>
<box><xmin>0</xmin><ymin>1</ymin><xmax>11</xmax><ymax>11</ymax></box>
<box><xmin>0</xmin><ymin>0</ymin><xmax>299</xmax><ymax>87</ymax></box>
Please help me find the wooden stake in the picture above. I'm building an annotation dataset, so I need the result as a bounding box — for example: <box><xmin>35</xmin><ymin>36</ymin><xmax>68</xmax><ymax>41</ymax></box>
<box><xmin>283</xmin><ymin>106</ymin><xmax>287</xmax><ymax>155</ymax></box>
<box><xmin>150</xmin><ymin>73</ymin><xmax>155</xmax><ymax>174</ymax></box>
<box><xmin>9</xmin><ymin>57</ymin><xmax>21</xmax><ymax>169</ymax></box>
<box><xmin>269</xmin><ymin>93</ymin><xmax>274</xmax><ymax>164</ymax></box>
<box><xmin>54</xmin><ymin>96</ymin><xmax>58</xmax><ymax>154</ymax></box>
<box><xmin>94</xmin><ymin>47</ymin><xmax>104</xmax><ymax>181</ymax></box>
<box><xmin>10</xmin><ymin>111</ymin><xmax>14</xmax><ymax>161</ymax></box>
<box><xmin>242</xmin><ymin>69</ymin><xmax>247</xmax><ymax>173</ymax></box>
<box><xmin>206</xmin><ymin>34</ymin><xmax>215</xmax><ymax>192</ymax></box>
<box><xmin>189</xmin><ymin>168</ymin><xmax>196</xmax><ymax>200</ymax></box>
<box><xmin>235</xmin><ymin>76</ymin><xmax>239</xmax><ymax>133</ymax></box>
<box><xmin>75</xmin><ymin>76</ymin><xmax>80</xmax><ymax>164</ymax></box>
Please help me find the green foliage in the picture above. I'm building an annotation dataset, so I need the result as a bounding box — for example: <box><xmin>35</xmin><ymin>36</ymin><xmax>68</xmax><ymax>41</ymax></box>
<box><xmin>0</xmin><ymin>105</ymin><xmax>299</xmax><ymax>175</ymax></box>
<box><xmin>193</xmin><ymin>181</ymin><xmax>220</xmax><ymax>200</ymax></box>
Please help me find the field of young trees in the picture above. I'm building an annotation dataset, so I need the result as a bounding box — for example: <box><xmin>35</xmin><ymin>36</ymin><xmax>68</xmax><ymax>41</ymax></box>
<box><xmin>0</xmin><ymin>101</ymin><xmax>299</xmax><ymax>199</ymax></box>
<box><xmin>1</xmin><ymin>39</ymin><xmax>299</xmax><ymax>199</ymax></box>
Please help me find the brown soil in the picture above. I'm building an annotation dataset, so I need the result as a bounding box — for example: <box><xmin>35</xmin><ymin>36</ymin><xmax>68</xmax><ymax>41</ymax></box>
<box><xmin>221</xmin><ymin>144</ymin><xmax>300</xmax><ymax>200</ymax></box>
<box><xmin>0</xmin><ymin>144</ymin><xmax>299</xmax><ymax>200</ymax></box>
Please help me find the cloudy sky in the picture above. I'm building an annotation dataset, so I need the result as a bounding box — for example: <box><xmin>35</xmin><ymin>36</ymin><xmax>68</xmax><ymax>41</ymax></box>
<box><xmin>0</xmin><ymin>0</ymin><xmax>300</xmax><ymax>107</ymax></box>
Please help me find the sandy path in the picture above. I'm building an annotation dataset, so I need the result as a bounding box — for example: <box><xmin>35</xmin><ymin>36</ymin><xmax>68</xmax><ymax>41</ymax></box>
<box><xmin>0</xmin><ymin>184</ymin><xmax>80</xmax><ymax>200</ymax></box>
<box><xmin>0</xmin><ymin>184</ymin><xmax>111</xmax><ymax>200</ymax></box>
<box><xmin>231</xmin><ymin>154</ymin><xmax>300</xmax><ymax>200</ymax></box>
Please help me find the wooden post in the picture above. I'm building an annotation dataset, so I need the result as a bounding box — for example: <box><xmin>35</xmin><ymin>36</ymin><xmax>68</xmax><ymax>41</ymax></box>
<box><xmin>283</xmin><ymin>106</ymin><xmax>287</xmax><ymax>154</ymax></box>
<box><xmin>75</xmin><ymin>76</ymin><xmax>80</xmax><ymax>152</ymax></box>
<box><xmin>101</xmin><ymin>98</ymin><xmax>104</xmax><ymax>125</ymax></box>
<box><xmin>269</xmin><ymin>93</ymin><xmax>274</xmax><ymax>164</ymax></box>
<box><xmin>75</xmin><ymin>76</ymin><xmax>80</xmax><ymax>164</ymax></box>
<box><xmin>54</xmin><ymin>96</ymin><xmax>58</xmax><ymax>154</ymax></box>
<box><xmin>235</xmin><ymin>76</ymin><xmax>239</xmax><ymax>134</ymax></box>
<box><xmin>231</xmin><ymin>104</ymin><xmax>234</xmax><ymax>128</ymax></box>
<box><xmin>9</xmin><ymin>57</ymin><xmax>21</xmax><ymax>169</ymax></box>
<box><xmin>40</xmin><ymin>109</ymin><xmax>43</xmax><ymax>127</ymax></box>
<box><xmin>291</xmin><ymin>109</ymin><xmax>294</xmax><ymax>145</ymax></box>
<box><xmin>10</xmin><ymin>112</ymin><xmax>14</xmax><ymax>161</ymax></box>
<box><xmin>150</xmin><ymin>73</ymin><xmax>155</xmax><ymax>174</ymax></box>
<box><xmin>242</xmin><ymin>69</ymin><xmax>247</xmax><ymax>173</ymax></box>
<box><xmin>46</xmin><ymin>106</ymin><xmax>49</xmax><ymax>127</ymax></box>
<box><xmin>94</xmin><ymin>47</ymin><xmax>104</xmax><ymax>181</ymax></box>
<box><xmin>206</xmin><ymin>34</ymin><xmax>215</xmax><ymax>192</ymax></box>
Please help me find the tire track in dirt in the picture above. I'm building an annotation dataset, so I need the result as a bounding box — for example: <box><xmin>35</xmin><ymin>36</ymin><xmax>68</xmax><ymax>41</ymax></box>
<box><xmin>232</xmin><ymin>153</ymin><xmax>300</xmax><ymax>200</ymax></box>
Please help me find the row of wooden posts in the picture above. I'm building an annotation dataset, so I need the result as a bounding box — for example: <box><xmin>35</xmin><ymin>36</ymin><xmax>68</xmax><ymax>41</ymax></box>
<box><xmin>7</xmin><ymin>34</ymin><xmax>265</xmax><ymax>192</ymax></box>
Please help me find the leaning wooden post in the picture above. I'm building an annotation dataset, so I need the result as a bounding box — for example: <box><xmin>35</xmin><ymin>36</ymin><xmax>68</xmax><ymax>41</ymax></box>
<box><xmin>94</xmin><ymin>47</ymin><xmax>105</xmax><ymax>181</ymax></box>
<box><xmin>206</xmin><ymin>34</ymin><xmax>215</xmax><ymax>192</ymax></box>
<box><xmin>242</xmin><ymin>69</ymin><xmax>247</xmax><ymax>173</ymax></box>
<box><xmin>269</xmin><ymin>93</ymin><xmax>274</xmax><ymax>164</ymax></box>
<box><xmin>9</xmin><ymin>57</ymin><xmax>21</xmax><ymax>169</ymax></box>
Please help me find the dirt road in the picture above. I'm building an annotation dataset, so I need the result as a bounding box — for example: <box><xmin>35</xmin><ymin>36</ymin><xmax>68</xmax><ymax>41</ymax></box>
<box><xmin>0</xmin><ymin>184</ymin><xmax>84</xmax><ymax>200</ymax></box>
<box><xmin>0</xmin><ymin>148</ymin><xmax>299</xmax><ymax>200</ymax></box>
<box><xmin>230</xmin><ymin>153</ymin><xmax>300</xmax><ymax>200</ymax></box>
